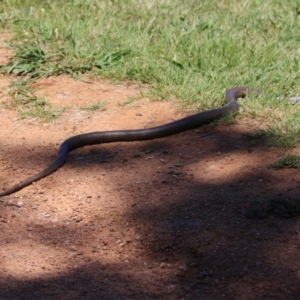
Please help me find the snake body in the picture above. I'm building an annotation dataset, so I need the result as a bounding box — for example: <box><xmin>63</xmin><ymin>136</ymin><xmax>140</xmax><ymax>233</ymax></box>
<box><xmin>0</xmin><ymin>87</ymin><xmax>255</xmax><ymax>197</ymax></box>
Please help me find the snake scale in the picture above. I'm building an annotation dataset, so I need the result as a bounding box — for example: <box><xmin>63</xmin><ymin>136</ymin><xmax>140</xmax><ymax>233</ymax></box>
<box><xmin>0</xmin><ymin>86</ymin><xmax>257</xmax><ymax>198</ymax></box>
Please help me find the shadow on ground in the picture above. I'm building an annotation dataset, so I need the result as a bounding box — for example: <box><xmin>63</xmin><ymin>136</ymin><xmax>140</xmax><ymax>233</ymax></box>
<box><xmin>0</xmin><ymin>126</ymin><xmax>299</xmax><ymax>299</ymax></box>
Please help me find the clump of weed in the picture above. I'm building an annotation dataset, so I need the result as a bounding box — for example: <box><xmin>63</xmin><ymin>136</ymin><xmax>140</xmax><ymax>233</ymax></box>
<box><xmin>246</xmin><ymin>197</ymin><xmax>300</xmax><ymax>219</ymax></box>
<box><xmin>7</xmin><ymin>80</ymin><xmax>63</xmax><ymax>120</ymax></box>
<box><xmin>118</xmin><ymin>97</ymin><xmax>136</xmax><ymax>107</ymax></box>
<box><xmin>267</xmin><ymin>198</ymin><xmax>300</xmax><ymax>218</ymax></box>
<box><xmin>82</xmin><ymin>101</ymin><xmax>106</xmax><ymax>111</ymax></box>
<box><xmin>270</xmin><ymin>155</ymin><xmax>300</xmax><ymax>169</ymax></box>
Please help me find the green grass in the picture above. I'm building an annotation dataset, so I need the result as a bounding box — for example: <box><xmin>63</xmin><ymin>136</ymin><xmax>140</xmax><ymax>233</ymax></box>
<box><xmin>246</xmin><ymin>197</ymin><xmax>300</xmax><ymax>219</ymax></box>
<box><xmin>0</xmin><ymin>0</ymin><xmax>300</xmax><ymax>146</ymax></box>
<box><xmin>118</xmin><ymin>96</ymin><xmax>136</xmax><ymax>107</ymax></box>
<box><xmin>270</xmin><ymin>155</ymin><xmax>300</xmax><ymax>169</ymax></box>
<box><xmin>7</xmin><ymin>80</ymin><xmax>64</xmax><ymax>120</ymax></box>
<box><xmin>82</xmin><ymin>101</ymin><xmax>106</xmax><ymax>111</ymax></box>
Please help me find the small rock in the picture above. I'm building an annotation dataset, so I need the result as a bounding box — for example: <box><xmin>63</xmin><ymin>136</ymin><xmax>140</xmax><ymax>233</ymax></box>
<box><xmin>179</xmin><ymin>264</ymin><xmax>187</xmax><ymax>271</ymax></box>
<box><xmin>174</xmin><ymin>162</ymin><xmax>183</xmax><ymax>167</ymax></box>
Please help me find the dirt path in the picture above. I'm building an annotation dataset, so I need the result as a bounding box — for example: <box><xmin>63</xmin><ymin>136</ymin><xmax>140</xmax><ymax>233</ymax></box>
<box><xmin>0</xmin><ymin>48</ymin><xmax>300</xmax><ymax>300</ymax></box>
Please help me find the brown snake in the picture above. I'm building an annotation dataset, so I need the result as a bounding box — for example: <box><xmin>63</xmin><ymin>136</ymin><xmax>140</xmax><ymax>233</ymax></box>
<box><xmin>0</xmin><ymin>87</ymin><xmax>259</xmax><ymax>198</ymax></box>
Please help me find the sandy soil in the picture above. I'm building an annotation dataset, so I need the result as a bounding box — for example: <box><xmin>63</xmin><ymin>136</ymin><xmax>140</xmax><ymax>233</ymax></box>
<box><xmin>0</xmin><ymin>36</ymin><xmax>300</xmax><ymax>300</ymax></box>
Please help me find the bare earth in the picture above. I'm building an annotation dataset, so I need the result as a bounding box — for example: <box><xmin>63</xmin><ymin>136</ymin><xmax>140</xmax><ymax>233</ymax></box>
<box><xmin>0</xmin><ymin>42</ymin><xmax>300</xmax><ymax>300</ymax></box>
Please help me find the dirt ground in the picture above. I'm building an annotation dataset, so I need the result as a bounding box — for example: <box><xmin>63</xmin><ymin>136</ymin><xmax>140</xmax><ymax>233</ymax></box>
<box><xmin>0</xmin><ymin>39</ymin><xmax>300</xmax><ymax>300</ymax></box>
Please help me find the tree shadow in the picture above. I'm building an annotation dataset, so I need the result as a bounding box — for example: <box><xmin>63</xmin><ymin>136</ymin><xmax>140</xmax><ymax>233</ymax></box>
<box><xmin>0</xmin><ymin>125</ymin><xmax>299</xmax><ymax>299</ymax></box>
